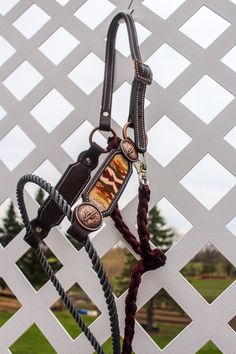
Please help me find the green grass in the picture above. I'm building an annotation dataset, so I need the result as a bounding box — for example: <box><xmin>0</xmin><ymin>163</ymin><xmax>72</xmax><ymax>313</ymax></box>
<box><xmin>188</xmin><ymin>277</ymin><xmax>234</xmax><ymax>302</ymax></box>
<box><xmin>0</xmin><ymin>311</ymin><xmax>222</xmax><ymax>353</ymax></box>
<box><xmin>1</xmin><ymin>276</ymin><xmax>231</xmax><ymax>353</ymax></box>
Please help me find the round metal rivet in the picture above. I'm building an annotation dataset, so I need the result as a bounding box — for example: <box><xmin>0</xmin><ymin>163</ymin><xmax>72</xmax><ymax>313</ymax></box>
<box><xmin>85</xmin><ymin>157</ymin><xmax>92</xmax><ymax>166</ymax></box>
<box><xmin>35</xmin><ymin>226</ymin><xmax>42</xmax><ymax>233</ymax></box>
<box><xmin>103</xmin><ymin>111</ymin><xmax>109</xmax><ymax>117</ymax></box>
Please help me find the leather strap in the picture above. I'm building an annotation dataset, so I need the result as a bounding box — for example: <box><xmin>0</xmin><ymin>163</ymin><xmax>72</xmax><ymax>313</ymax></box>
<box><xmin>67</xmin><ymin>221</ymin><xmax>89</xmax><ymax>243</ymax></box>
<box><xmin>30</xmin><ymin>143</ymin><xmax>104</xmax><ymax>240</ymax></box>
<box><xmin>99</xmin><ymin>11</ymin><xmax>152</xmax><ymax>153</ymax></box>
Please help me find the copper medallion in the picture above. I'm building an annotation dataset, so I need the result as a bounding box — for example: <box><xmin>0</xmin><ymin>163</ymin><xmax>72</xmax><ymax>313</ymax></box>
<box><xmin>121</xmin><ymin>139</ymin><xmax>138</xmax><ymax>162</ymax></box>
<box><xmin>75</xmin><ymin>203</ymin><xmax>103</xmax><ymax>231</ymax></box>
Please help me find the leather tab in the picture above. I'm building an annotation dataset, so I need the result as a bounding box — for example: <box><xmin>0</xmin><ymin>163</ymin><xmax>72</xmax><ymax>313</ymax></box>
<box><xmin>99</xmin><ymin>112</ymin><xmax>112</xmax><ymax>132</ymax></box>
<box><xmin>67</xmin><ymin>221</ymin><xmax>89</xmax><ymax>243</ymax></box>
<box><xmin>78</xmin><ymin>142</ymin><xmax>104</xmax><ymax>168</ymax></box>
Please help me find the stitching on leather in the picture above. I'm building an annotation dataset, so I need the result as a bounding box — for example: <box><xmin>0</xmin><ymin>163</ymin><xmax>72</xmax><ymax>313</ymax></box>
<box><xmin>102</xmin><ymin>14</ymin><xmax>140</xmax><ymax>114</ymax></box>
<box><xmin>136</xmin><ymin>64</ymin><xmax>146</xmax><ymax>150</ymax></box>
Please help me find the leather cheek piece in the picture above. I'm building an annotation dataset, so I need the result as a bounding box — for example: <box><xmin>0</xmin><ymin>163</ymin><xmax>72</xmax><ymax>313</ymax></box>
<box><xmin>29</xmin><ymin>143</ymin><xmax>104</xmax><ymax>241</ymax></box>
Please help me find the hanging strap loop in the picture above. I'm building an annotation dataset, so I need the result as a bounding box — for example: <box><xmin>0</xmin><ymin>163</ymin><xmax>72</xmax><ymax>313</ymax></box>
<box><xmin>99</xmin><ymin>11</ymin><xmax>152</xmax><ymax>153</ymax></box>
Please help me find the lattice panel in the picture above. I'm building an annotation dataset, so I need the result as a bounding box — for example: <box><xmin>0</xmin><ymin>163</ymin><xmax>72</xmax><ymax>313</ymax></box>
<box><xmin>0</xmin><ymin>0</ymin><xmax>236</xmax><ymax>353</ymax></box>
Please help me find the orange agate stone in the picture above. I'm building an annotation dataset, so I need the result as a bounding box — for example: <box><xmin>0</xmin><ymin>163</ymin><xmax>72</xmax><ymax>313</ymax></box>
<box><xmin>88</xmin><ymin>153</ymin><xmax>128</xmax><ymax>212</ymax></box>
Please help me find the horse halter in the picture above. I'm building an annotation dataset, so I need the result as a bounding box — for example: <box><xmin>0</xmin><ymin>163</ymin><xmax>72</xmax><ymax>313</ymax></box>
<box><xmin>16</xmin><ymin>11</ymin><xmax>166</xmax><ymax>354</ymax></box>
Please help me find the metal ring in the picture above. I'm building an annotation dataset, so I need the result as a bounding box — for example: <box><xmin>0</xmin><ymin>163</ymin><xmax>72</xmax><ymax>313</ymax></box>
<box><xmin>122</xmin><ymin>121</ymin><xmax>132</xmax><ymax>140</ymax></box>
<box><xmin>122</xmin><ymin>121</ymin><xmax>148</xmax><ymax>145</ymax></box>
<box><xmin>89</xmin><ymin>126</ymin><xmax>118</xmax><ymax>146</ymax></box>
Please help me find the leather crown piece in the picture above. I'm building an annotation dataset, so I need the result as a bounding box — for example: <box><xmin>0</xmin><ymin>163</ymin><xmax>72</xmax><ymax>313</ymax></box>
<box><xmin>99</xmin><ymin>11</ymin><xmax>153</xmax><ymax>153</ymax></box>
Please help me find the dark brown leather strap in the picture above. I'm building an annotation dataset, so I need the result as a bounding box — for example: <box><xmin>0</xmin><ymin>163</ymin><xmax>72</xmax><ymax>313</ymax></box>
<box><xmin>99</xmin><ymin>11</ymin><xmax>152</xmax><ymax>153</ymax></box>
<box><xmin>30</xmin><ymin>142</ymin><xmax>104</xmax><ymax>240</ymax></box>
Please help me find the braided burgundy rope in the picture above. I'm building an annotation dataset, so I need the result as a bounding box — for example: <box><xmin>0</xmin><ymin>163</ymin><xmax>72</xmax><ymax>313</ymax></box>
<box><xmin>112</xmin><ymin>184</ymin><xmax>166</xmax><ymax>354</ymax></box>
<box><xmin>107</xmin><ymin>137</ymin><xmax>166</xmax><ymax>353</ymax></box>
<box><xmin>111</xmin><ymin>206</ymin><xmax>141</xmax><ymax>256</ymax></box>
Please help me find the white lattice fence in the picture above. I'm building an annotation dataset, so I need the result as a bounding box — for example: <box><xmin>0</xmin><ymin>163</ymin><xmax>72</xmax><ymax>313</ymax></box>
<box><xmin>0</xmin><ymin>0</ymin><xmax>236</xmax><ymax>353</ymax></box>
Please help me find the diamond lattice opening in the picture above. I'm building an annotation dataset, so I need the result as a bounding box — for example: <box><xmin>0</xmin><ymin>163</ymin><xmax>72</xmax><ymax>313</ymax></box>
<box><xmin>179</xmin><ymin>6</ymin><xmax>230</xmax><ymax>49</ymax></box>
<box><xmin>118</xmin><ymin>172</ymin><xmax>139</xmax><ymax>210</ymax></box>
<box><xmin>179</xmin><ymin>75</ymin><xmax>234</xmax><ymax>124</ymax></box>
<box><xmin>16</xmin><ymin>245</ymin><xmax>62</xmax><ymax>290</ymax></box>
<box><xmin>51</xmin><ymin>283</ymin><xmax>101</xmax><ymax>339</ymax></box>
<box><xmin>180</xmin><ymin>242</ymin><xmax>236</xmax><ymax>303</ymax></box>
<box><xmin>224</xmin><ymin>126</ymin><xmax>236</xmax><ymax>149</ymax></box>
<box><xmin>148</xmin><ymin>203</ymin><xmax>178</xmax><ymax>251</ymax></box>
<box><xmin>142</xmin><ymin>0</ymin><xmax>187</xmax><ymax>20</ymax></box>
<box><xmin>61</xmin><ymin>120</ymin><xmax>106</xmax><ymax>160</ymax></box>
<box><xmin>0</xmin><ymin>198</ymin><xmax>22</xmax><ymax>248</ymax></box>
<box><xmin>102</xmin><ymin>242</ymin><xmax>137</xmax><ymax>297</ymax></box>
<box><xmin>68</xmin><ymin>52</ymin><xmax>104</xmax><ymax>94</ymax></box>
<box><xmin>180</xmin><ymin>154</ymin><xmax>236</xmax><ymax>210</ymax></box>
<box><xmin>0</xmin><ymin>36</ymin><xmax>16</xmax><ymax>66</ymax></box>
<box><xmin>111</xmin><ymin>81</ymin><xmax>150</xmax><ymax>127</ymax></box>
<box><xmin>0</xmin><ymin>126</ymin><xmax>35</xmax><ymax>171</ymax></box>
<box><xmin>3</xmin><ymin>61</ymin><xmax>43</xmax><ymax>101</ymax></box>
<box><xmin>13</xmin><ymin>4</ymin><xmax>50</xmax><ymax>39</ymax></box>
<box><xmin>115</xmin><ymin>22</ymin><xmax>151</xmax><ymax>57</ymax></box>
<box><xmin>196</xmin><ymin>340</ymin><xmax>222</xmax><ymax>353</ymax></box>
<box><xmin>146</xmin><ymin>43</ymin><xmax>190</xmax><ymax>88</ymax></box>
<box><xmin>0</xmin><ymin>0</ymin><xmax>20</xmax><ymax>15</ymax></box>
<box><xmin>147</xmin><ymin>115</ymin><xmax>192</xmax><ymax>166</ymax></box>
<box><xmin>10</xmin><ymin>324</ymin><xmax>56</xmax><ymax>353</ymax></box>
<box><xmin>39</xmin><ymin>27</ymin><xmax>80</xmax><ymax>65</ymax></box>
<box><xmin>228</xmin><ymin>315</ymin><xmax>236</xmax><ymax>332</ymax></box>
<box><xmin>74</xmin><ymin>0</ymin><xmax>116</xmax><ymax>30</ymax></box>
<box><xmin>226</xmin><ymin>217</ymin><xmax>236</xmax><ymax>236</ymax></box>
<box><xmin>0</xmin><ymin>278</ymin><xmax>22</xmax><ymax>328</ymax></box>
<box><xmin>56</xmin><ymin>0</ymin><xmax>70</xmax><ymax>5</ymax></box>
<box><xmin>25</xmin><ymin>159</ymin><xmax>61</xmax><ymax>199</ymax></box>
<box><xmin>157</xmin><ymin>198</ymin><xmax>192</xmax><ymax>238</ymax></box>
<box><xmin>137</xmin><ymin>289</ymin><xmax>192</xmax><ymax>349</ymax></box>
<box><xmin>0</xmin><ymin>105</ymin><xmax>6</xmax><ymax>121</ymax></box>
<box><xmin>31</xmin><ymin>89</ymin><xmax>74</xmax><ymax>132</ymax></box>
<box><xmin>221</xmin><ymin>44</ymin><xmax>236</xmax><ymax>72</ymax></box>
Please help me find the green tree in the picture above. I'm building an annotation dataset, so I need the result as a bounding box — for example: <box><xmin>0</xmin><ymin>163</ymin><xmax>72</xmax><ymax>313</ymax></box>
<box><xmin>116</xmin><ymin>205</ymin><xmax>175</xmax><ymax>331</ymax></box>
<box><xmin>146</xmin><ymin>206</ymin><xmax>174</xmax><ymax>331</ymax></box>
<box><xmin>0</xmin><ymin>202</ymin><xmax>23</xmax><ymax>288</ymax></box>
<box><xmin>148</xmin><ymin>206</ymin><xmax>174</xmax><ymax>250</ymax></box>
<box><xmin>0</xmin><ymin>201</ymin><xmax>23</xmax><ymax>247</ymax></box>
<box><xmin>35</xmin><ymin>188</ymin><xmax>45</xmax><ymax>206</ymax></box>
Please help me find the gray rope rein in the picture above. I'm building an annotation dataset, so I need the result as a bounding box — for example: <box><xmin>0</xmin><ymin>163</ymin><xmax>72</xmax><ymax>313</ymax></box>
<box><xmin>16</xmin><ymin>174</ymin><xmax>120</xmax><ymax>354</ymax></box>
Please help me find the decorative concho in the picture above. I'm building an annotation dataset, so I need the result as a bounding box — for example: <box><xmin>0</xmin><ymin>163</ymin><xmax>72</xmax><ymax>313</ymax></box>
<box><xmin>121</xmin><ymin>139</ymin><xmax>138</xmax><ymax>162</ymax></box>
<box><xmin>75</xmin><ymin>203</ymin><xmax>103</xmax><ymax>231</ymax></box>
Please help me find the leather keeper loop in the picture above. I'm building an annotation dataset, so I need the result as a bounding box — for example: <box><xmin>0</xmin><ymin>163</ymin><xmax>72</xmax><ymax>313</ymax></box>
<box><xmin>134</xmin><ymin>60</ymin><xmax>153</xmax><ymax>85</ymax></box>
<box><xmin>67</xmin><ymin>221</ymin><xmax>89</xmax><ymax>243</ymax></box>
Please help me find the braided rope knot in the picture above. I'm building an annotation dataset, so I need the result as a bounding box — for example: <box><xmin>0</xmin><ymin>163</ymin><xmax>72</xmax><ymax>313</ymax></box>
<box><xmin>143</xmin><ymin>248</ymin><xmax>166</xmax><ymax>271</ymax></box>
